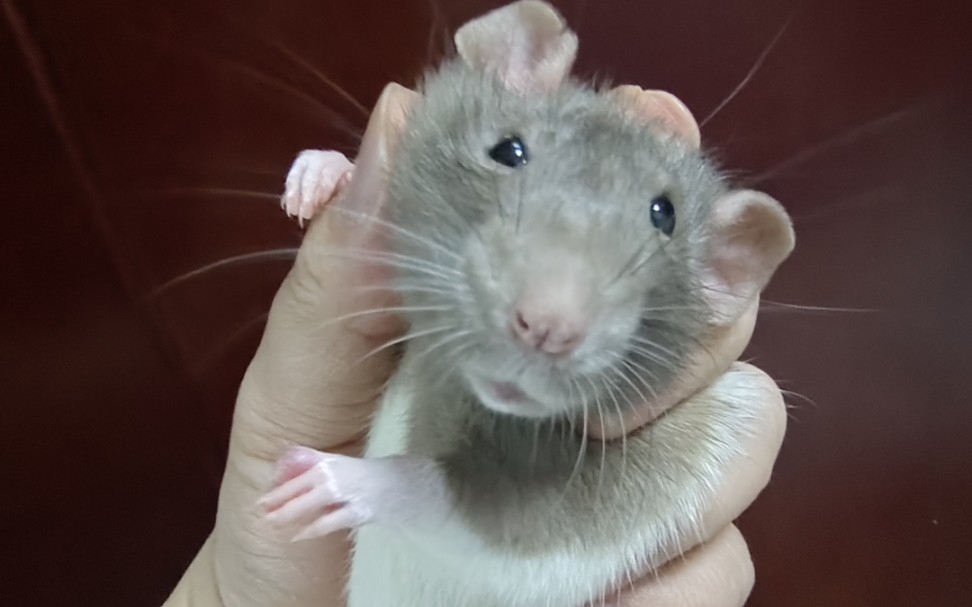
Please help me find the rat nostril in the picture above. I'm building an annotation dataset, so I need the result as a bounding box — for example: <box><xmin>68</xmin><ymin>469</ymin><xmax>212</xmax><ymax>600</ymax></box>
<box><xmin>511</xmin><ymin>306</ymin><xmax>585</xmax><ymax>355</ymax></box>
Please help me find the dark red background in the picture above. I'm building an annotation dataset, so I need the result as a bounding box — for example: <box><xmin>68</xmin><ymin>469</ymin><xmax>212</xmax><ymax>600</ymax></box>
<box><xmin>2</xmin><ymin>0</ymin><xmax>970</xmax><ymax>605</ymax></box>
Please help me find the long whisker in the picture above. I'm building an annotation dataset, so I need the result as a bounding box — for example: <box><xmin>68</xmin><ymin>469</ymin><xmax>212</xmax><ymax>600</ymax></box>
<box><xmin>201</xmin><ymin>162</ymin><xmax>288</xmax><ymax>179</ymax></box>
<box><xmin>315</xmin><ymin>304</ymin><xmax>454</xmax><ymax>331</ymax></box>
<box><xmin>194</xmin><ymin>310</ymin><xmax>269</xmax><ymax>372</ymax></box>
<box><xmin>759</xmin><ymin>299</ymin><xmax>878</xmax><ymax>314</ymax></box>
<box><xmin>268</xmin><ymin>40</ymin><xmax>370</xmax><ymax>118</ymax></box>
<box><xmin>410</xmin><ymin>328</ymin><xmax>475</xmax><ymax>370</ymax></box>
<box><xmin>604</xmin><ymin>368</ymin><xmax>629</xmax><ymax>481</ymax></box>
<box><xmin>325</xmin><ymin>206</ymin><xmax>465</xmax><ymax>263</ymax></box>
<box><xmin>625</xmin><ymin>343</ymin><xmax>680</xmax><ymax>376</ymax></box>
<box><xmin>745</xmin><ymin>103</ymin><xmax>929</xmax><ymax>186</ymax></box>
<box><xmin>148</xmin><ymin>248</ymin><xmax>299</xmax><ymax>300</ymax></box>
<box><xmin>564</xmin><ymin>376</ymin><xmax>589</xmax><ymax>496</ymax></box>
<box><xmin>699</xmin><ymin>10</ymin><xmax>796</xmax><ymax>128</ymax></box>
<box><xmin>322</xmin><ymin>250</ymin><xmax>460</xmax><ymax>284</ymax></box>
<box><xmin>591</xmin><ymin>376</ymin><xmax>608</xmax><ymax>505</ymax></box>
<box><xmin>620</xmin><ymin>358</ymin><xmax>661</xmax><ymax>403</ymax></box>
<box><xmin>620</xmin><ymin>239</ymin><xmax>667</xmax><ymax>280</ymax></box>
<box><xmin>612</xmin><ymin>358</ymin><xmax>652</xmax><ymax>409</ymax></box>
<box><xmin>326</xmin><ymin>247</ymin><xmax>463</xmax><ymax>279</ymax></box>
<box><xmin>558</xmin><ymin>378</ymin><xmax>576</xmax><ymax>452</ymax></box>
<box><xmin>627</xmin><ymin>334</ymin><xmax>685</xmax><ymax>363</ymax></box>
<box><xmin>637</xmin><ymin>304</ymin><xmax>710</xmax><ymax>315</ymax></box>
<box><xmin>124</xmin><ymin>24</ymin><xmax>360</xmax><ymax>138</ymax></box>
<box><xmin>141</xmin><ymin>186</ymin><xmax>280</xmax><ymax>202</ymax></box>
<box><xmin>355</xmin><ymin>323</ymin><xmax>459</xmax><ymax>364</ymax></box>
<box><xmin>352</xmin><ymin>282</ymin><xmax>473</xmax><ymax>301</ymax></box>
<box><xmin>427</xmin><ymin>338</ymin><xmax>478</xmax><ymax>392</ymax></box>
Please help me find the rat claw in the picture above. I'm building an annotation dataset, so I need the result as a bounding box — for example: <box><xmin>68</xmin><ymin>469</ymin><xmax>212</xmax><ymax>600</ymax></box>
<box><xmin>280</xmin><ymin>149</ymin><xmax>354</xmax><ymax>226</ymax></box>
<box><xmin>264</xmin><ymin>485</ymin><xmax>334</xmax><ymax>527</ymax></box>
<box><xmin>257</xmin><ymin>470</ymin><xmax>317</xmax><ymax>514</ymax></box>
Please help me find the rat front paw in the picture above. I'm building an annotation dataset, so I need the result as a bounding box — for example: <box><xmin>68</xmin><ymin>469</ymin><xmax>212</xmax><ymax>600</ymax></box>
<box><xmin>281</xmin><ymin>149</ymin><xmax>354</xmax><ymax>225</ymax></box>
<box><xmin>258</xmin><ymin>446</ymin><xmax>376</xmax><ymax>541</ymax></box>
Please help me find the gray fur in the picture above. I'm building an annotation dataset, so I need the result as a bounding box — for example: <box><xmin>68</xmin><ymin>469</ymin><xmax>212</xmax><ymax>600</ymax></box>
<box><xmin>387</xmin><ymin>57</ymin><xmax>729</xmax><ymax>411</ymax></box>
<box><xmin>375</xmin><ymin>56</ymin><xmax>736</xmax><ymax>558</ymax></box>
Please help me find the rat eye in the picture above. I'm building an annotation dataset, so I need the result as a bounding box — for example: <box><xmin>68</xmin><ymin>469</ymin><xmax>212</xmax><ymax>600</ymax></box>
<box><xmin>488</xmin><ymin>135</ymin><xmax>529</xmax><ymax>168</ymax></box>
<box><xmin>650</xmin><ymin>195</ymin><xmax>676</xmax><ymax>236</ymax></box>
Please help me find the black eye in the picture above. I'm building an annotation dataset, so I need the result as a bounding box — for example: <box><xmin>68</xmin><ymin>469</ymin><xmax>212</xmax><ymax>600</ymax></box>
<box><xmin>488</xmin><ymin>134</ymin><xmax>529</xmax><ymax>168</ymax></box>
<box><xmin>650</xmin><ymin>195</ymin><xmax>676</xmax><ymax>236</ymax></box>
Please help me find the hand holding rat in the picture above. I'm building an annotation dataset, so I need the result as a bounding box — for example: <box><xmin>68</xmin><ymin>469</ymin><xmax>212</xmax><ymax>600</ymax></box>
<box><xmin>164</xmin><ymin>73</ymin><xmax>785</xmax><ymax>607</ymax></box>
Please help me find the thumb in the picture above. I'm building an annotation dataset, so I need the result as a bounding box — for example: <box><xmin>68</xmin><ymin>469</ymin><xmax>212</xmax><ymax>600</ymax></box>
<box><xmin>235</xmin><ymin>82</ymin><xmax>418</xmax><ymax>464</ymax></box>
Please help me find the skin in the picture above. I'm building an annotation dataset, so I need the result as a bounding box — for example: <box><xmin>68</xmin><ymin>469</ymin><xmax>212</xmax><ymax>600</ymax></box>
<box><xmin>163</xmin><ymin>83</ymin><xmax>786</xmax><ymax>607</ymax></box>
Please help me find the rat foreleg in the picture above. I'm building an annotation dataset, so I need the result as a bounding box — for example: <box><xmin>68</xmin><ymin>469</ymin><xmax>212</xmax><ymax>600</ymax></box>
<box><xmin>258</xmin><ymin>446</ymin><xmax>452</xmax><ymax>541</ymax></box>
<box><xmin>281</xmin><ymin>149</ymin><xmax>354</xmax><ymax>225</ymax></box>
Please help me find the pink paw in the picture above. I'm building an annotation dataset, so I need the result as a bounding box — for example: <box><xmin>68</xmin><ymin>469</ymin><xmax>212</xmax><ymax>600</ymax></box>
<box><xmin>281</xmin><ymin>150</ymin><xmax>354</xmax><ymax>225</ymax></box>
<box><xmin>257</xmin><ymin>446</ymin><xmax>375</xmax><ymax>541</ymax></box>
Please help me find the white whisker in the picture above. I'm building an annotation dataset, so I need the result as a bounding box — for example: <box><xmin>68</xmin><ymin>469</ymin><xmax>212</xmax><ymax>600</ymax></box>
<box><xmin>356</xmin><ymin>323</ymin><xmax>459</xmax><ymax>364</ymax></box>
<box><xmin>148</xmin><ymin>247</ymin><xmax>299</xmax><ymax>299</ymax></box>
<box><xmin>620</xmin><ymin>358</ymin><xmax>661</xmax><ymax>403</ymax></box>
<box><xmin>604</xmin><ymin>368</ymin><xmax>629</xmax><ymax>482</ymax></box>
<box><xmin>325</xmin><ymin>206</ymin><xmax>465</xmax><ymax>263</ymax></box>
<box><xmin>142</xmin><ymin>186</ymin><xmax>280</xmax><ymax>201</ymax></box>
<box><xmin>625</xmin><ymin>345</ymin><xmax>679</xmax><ymax>377</ymax></box>
<box><xmin>627</xmin><ymin>336</ymin><xmax>683</xmax><ymax>367</ymax></box>
<box><xmin>316</xmin><ymin>305</ymin><xmax>454</xmax><ymax>331</ymax></box>
<box><xmin>699</xmin><ymin>11</ymin><xmax>796</xmax><ymax>128</ymax></box>
<box><xmin>323</xmin><ymin>248</ymin><xmax>461</xmax><ymax>283</ymax></box>
<box><xmin>746</xmin><ymin>103</ymin><xmax>929</xmax><ymax>186</ymax></box>
<box><xmin>269</xmin><ymin>40</ymin><xmax>370</xmax><ymax>118</ymax></box>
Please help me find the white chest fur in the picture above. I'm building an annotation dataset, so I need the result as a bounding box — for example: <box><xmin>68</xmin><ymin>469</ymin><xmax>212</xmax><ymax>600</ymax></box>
<box><xmin>345</xmin><ymin>354</ymin><xmax>766</xmax><ymax>607</ymax></box>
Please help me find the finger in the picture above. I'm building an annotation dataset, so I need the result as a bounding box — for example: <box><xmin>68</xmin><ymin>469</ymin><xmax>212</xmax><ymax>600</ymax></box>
<box><xmin>616</xmin><ymin>525</ymin><xmax>754</xmax><ymax>607</ymax></box>
<box><xmin>590</xmin><ymin>298</ymin><xmax>758</xmax><ymax>438</ymax></box>
<box><xmin>587</xmin><ymin>84</ymin><xmax>758</xmax><ymax>440</ymax></box>
<box><xmin>608</xmin><ymin>85</ymin><xmax>702</xmax><ymax>148</ymax></box>
<box><xmin>626</xmin><ymin>362</ymin><xmax>785</xmax><ymax>571</ymax></box>
<box><xmin>235</xmin><ymin>82</ymin><xmax>419</xmax><ymax>463</ymax></box>
<box><xmin>689</xmin><ymin>362</ymin><xmax>786</xmax><ymax>543</ymax></box>
<box><xmin>208</xmin><ymin>85</ymin><xmax>419</xmax><ymax>607</ymax></box>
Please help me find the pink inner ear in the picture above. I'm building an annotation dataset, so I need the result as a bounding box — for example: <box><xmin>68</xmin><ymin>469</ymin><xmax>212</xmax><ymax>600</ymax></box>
<box><xmin>702</xmin><ymin>190</ymin><xmax>795</xmax><ymax>324</ymax></box>
<box><xmin>610</xmin><ymin>86</ymin><xmax>701</xmax><ymax>148</ymax></box>
<box><xmin>454</xmin><ymin>0</ymin><xmax>578</xmax><ymax>92</ymax></box>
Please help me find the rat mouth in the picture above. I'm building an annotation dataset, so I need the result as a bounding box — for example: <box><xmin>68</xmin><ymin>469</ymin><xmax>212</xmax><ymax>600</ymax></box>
<box><xmin>467</xmin><ymin>373</ymin><xmax>554</xmax><ymax>418</ymax></box>
<box><xmin>490</xmin><ymin>380</ymin><xmax>528</xmax><ymax>402</ymax></box>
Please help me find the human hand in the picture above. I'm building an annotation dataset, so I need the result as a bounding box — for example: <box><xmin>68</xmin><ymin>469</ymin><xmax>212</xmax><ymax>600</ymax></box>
<box><xmin>161</xmin><ymin>75</ymin><xmax>785</xmax><ymax>607</ymax></box>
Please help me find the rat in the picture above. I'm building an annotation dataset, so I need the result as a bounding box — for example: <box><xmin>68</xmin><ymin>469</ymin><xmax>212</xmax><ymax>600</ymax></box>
<box><xmin>259</xmin><ymin>2</ymin><xmax>795</xmax><ymax>606</ymax></box>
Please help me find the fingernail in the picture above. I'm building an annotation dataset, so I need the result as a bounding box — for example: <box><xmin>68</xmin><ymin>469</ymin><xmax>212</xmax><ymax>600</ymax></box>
<box><xmin>331</xmin><ymin>82</ymin><xmax>418</xmax><ymax>234</ymax></box>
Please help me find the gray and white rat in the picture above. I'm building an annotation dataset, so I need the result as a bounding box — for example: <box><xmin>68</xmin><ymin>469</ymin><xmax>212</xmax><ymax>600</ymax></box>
<box><xmin>261</xmin><ymin>2</ymin><xmax>795</xmax><ymax>606</ymax></box>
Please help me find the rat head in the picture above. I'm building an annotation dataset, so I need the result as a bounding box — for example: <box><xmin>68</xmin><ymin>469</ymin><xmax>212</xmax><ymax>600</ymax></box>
<box><xmin>383</xmin><ymin>1</ymin><xmax>794</xmax><ymax>419</ymax></box>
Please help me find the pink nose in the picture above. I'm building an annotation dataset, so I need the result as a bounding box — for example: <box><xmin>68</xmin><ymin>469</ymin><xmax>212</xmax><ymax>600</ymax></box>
<box><xmin>511</xmin><ymin>307</ymin><xmax>585</xmax><ymax>356</ymax></box>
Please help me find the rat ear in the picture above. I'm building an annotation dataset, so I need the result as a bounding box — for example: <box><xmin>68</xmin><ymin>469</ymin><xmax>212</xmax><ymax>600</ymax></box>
<box><xmin>701</xmin><ymin>190</ymin><xmax>795</xmax><ymax>324</ymax></box>
<box><xmin>454</xmin><ymin>0</ymin><xmax>578</xmax><ymax>92</ymax></box>
<box><xmin>609</xmin><ymin>85</ymin><xmax>701</xmax><ymax>148</ymax></box>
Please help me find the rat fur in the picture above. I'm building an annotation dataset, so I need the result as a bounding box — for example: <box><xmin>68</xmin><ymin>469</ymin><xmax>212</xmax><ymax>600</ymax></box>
<box><xmin>264</xmin><ymin>3</ymin><xmax>795</xmax><ymax>606</ymax></box>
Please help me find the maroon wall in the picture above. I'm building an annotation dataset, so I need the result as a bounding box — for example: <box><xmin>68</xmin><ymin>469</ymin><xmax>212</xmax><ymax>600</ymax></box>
<box><xmin>2</xmin><ymin>0</ymin><xmax>970</xmax><ymax>604</ymax></box>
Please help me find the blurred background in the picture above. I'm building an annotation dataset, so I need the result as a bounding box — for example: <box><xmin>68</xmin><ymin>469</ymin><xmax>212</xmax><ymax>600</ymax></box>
<box><xmin>1</xmin><ymin>0</ymin><xmax>970</xmax><ymax>605</ymax></box>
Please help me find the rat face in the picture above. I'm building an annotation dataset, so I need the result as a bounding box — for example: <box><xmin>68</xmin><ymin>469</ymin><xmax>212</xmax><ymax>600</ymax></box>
<box><xmin>385</xmin><ymin>61</ymin><xmax>727</xmax><ymax>419</ymax></box>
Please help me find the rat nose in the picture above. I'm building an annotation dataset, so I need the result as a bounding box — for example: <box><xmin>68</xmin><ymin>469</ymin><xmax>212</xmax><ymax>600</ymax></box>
<box><xmin>511</xmin><ymin>306</ymin><xmax>586</xmax><ymax>356</ymax></box>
